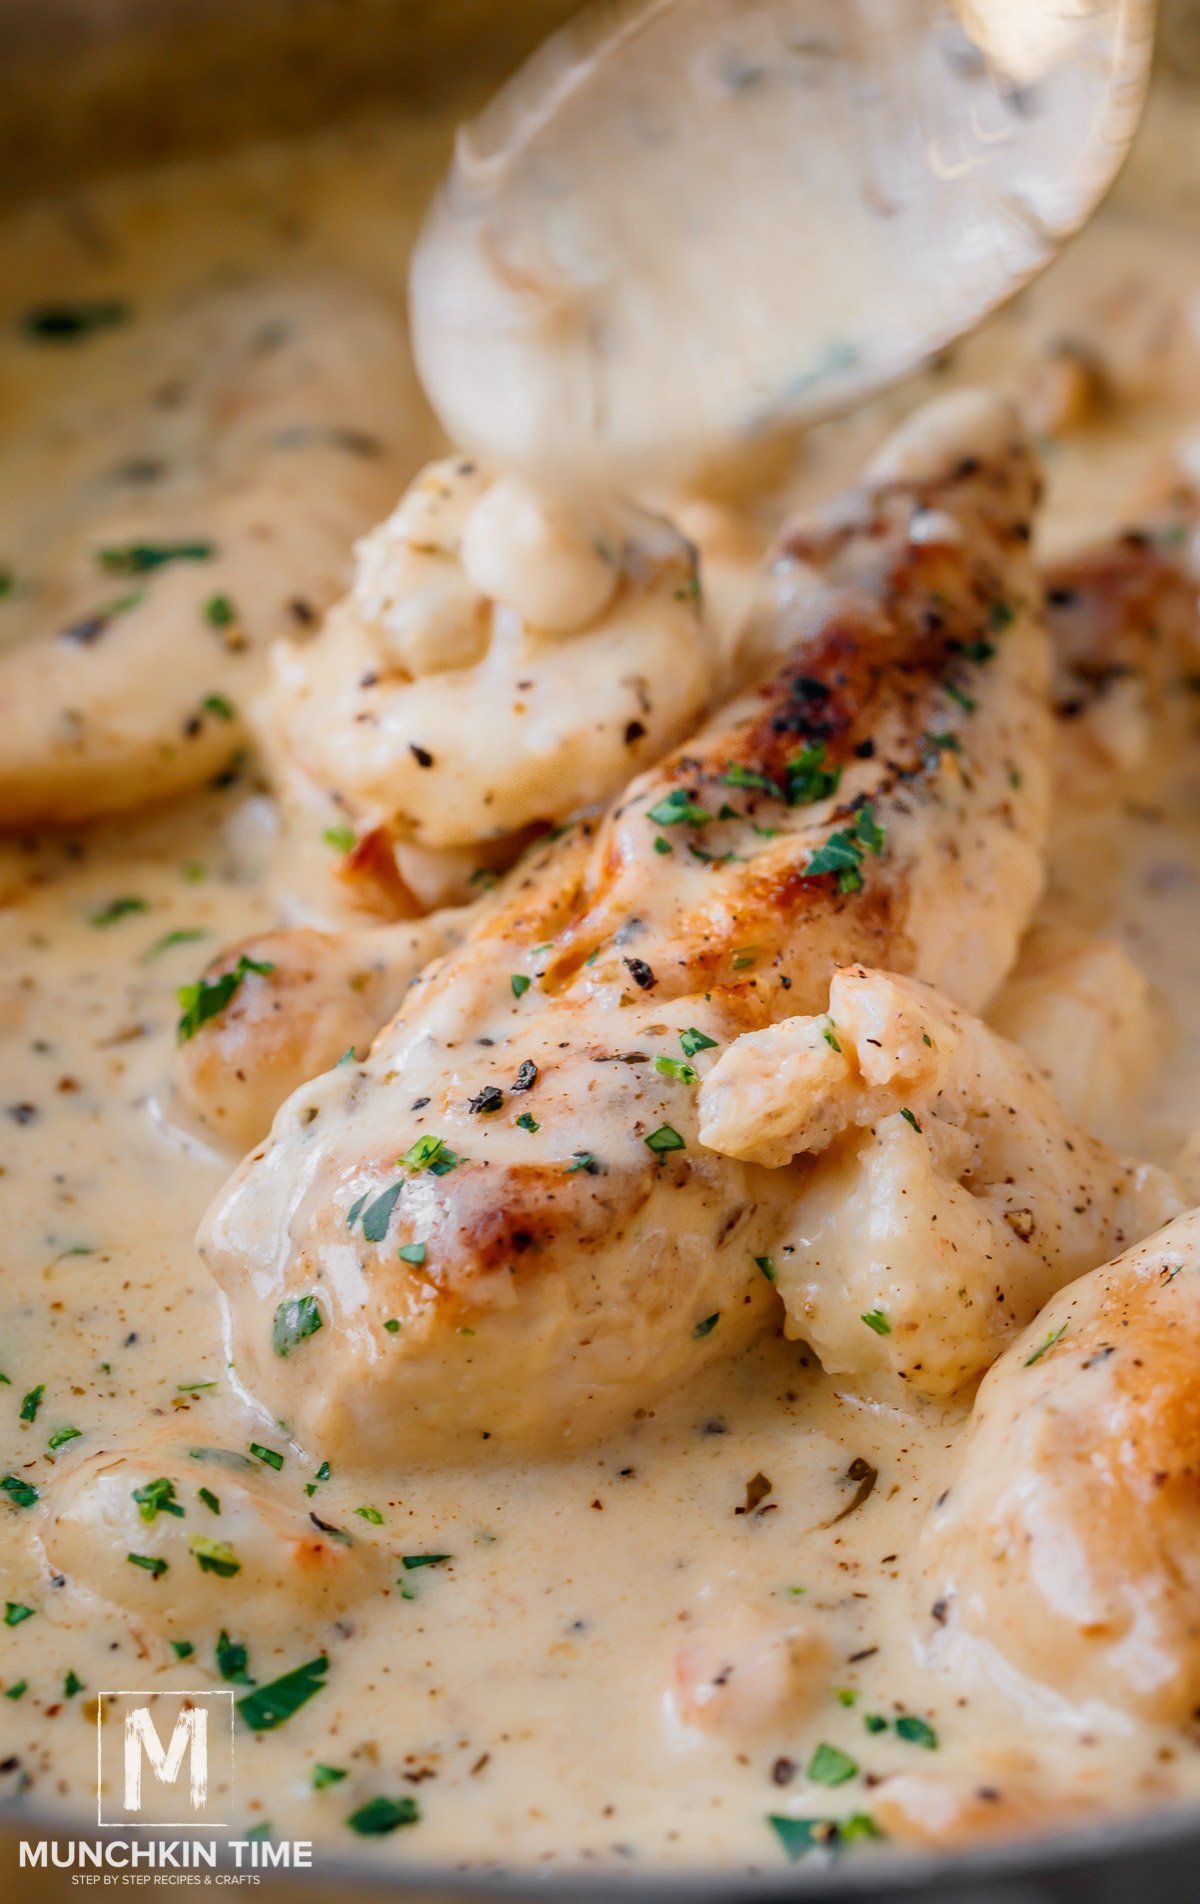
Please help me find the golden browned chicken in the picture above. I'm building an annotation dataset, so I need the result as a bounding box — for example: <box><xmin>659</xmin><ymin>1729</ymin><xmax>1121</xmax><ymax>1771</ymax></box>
<box><xmin>918</xmin><ymin>1207</ymin><xmax>1200</xmax><ymax>1724</ymax></box>
<box><xmin>193</xmin><ymin>392</ymin><xmax>1056</xmax><ymax>1466</ymax></box>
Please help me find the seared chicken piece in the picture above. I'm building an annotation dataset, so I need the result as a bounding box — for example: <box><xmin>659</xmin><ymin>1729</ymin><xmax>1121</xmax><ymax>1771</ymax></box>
<box><xmin>198</xmin><ymin>390</ymin><xmax>1052</xmax><ymax>1460</ymax></box>
<box><xmin>1044</xmin><ymin>513</ymin><xmax>1200</xmax><ymax>807</ymax></box>
<box><xmin>172</xmin><ymin>910</ymin><xmax>474</xmax><ymax>1154</ymax></box>
<box><xmin>37</xmin><ymin>1434</ymin><xmax>386</xmax><ymax>1639</ymax></box>
<box><xmin>918</xmin><ymin>1208</ymin><xmax>1200</xmax><ymax>1722</ymax></box>
<box><xmin>0</xmin><ymin>277</ymin><xmax>418</xmax><ymax>825</ymax></box>
<box><xmin>265</xmin><ymin>455</ymin><xmax>718</xmax><ymax>912</ymax></box>
<box><xmin>987</xmin><ymin>926</ymin><xmax>1158</xmax><ymax>1150</ymax></box>
<box><xmin>699</xmin><ymin>966</ymin><xmax>1181</xmax><ymax>1397</ymax></box>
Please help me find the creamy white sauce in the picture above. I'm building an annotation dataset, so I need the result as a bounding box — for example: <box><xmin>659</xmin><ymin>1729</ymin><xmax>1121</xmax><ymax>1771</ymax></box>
<box><xmin>3</xmin><ymin>78</ymin><xmax>1200</xmax><ymax>1874</ymax></box>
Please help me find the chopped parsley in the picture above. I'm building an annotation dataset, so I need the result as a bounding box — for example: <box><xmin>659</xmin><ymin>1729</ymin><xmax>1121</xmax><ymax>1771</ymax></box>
<box><xmin>170</xmin><ymin>1640</ymin><xmax>195</xmax><ymax>1660</ymax></box>
<box><xmin>359</xmin><ymin>1182</ymin><xmax>404</xmax><ymax>1243</ymax></box>
<box><xmin>249</xmin><ymin>1443</ymin><xmax>284</xmax><ymax>1472</ymax></box>
<box><xmin>5</xmin><ymin>1681</ymin><xmax>26</xmax><ymax>1699</ymax></box>
<box><xmin>401</xmin><ymin>1135</ymin><xmax>460</xmax><ymax>1176</ymax></box>
<box><xmin>145</xmin><ymin>928</ymin><xmax>208</xmax><ymax>960</ymax></box>
<box><xmin>397</xmin><ymin>1241</ymin><xmax>426</xmax><ymax>1267</ymax></box>
<box><xmin>176</xmin><ymin>954</ymin><xmax>275</xmax><ymax>1043</ymax></box>
<box><xmin>215</xmin><ymin>1630</ymin><xmax>253</xmax><ymax>1685</ymax></box>
<box><xmin>4</xmin><ymin>1602</ymin><xmax>35</xmax><ymax>1626</ymax></box>
<box><xmin>511</xmin><ymin>973</ymin><xmax>532</xmax><ymax>999</ymax></box>
<box><xmin>197</xmin><ymin>1488</ymin><xmax>220</xmax><ymax>1515</ymax></box>
<box><xmin>894</xmin><ymin>1714</ymin><xmax>938</xmax><ymax>1750</ymax></box>
<box><xmin>237</xmin><ymin>1656</ymin><xmax>329</xmax><ymax>1731</ymax></box>
<box><xmin>786</xmin><ymin>740</ymin><xmax>841</xmax><ymax>807</ymax></box>
<box><xmin>1024</xmin><ymin>1322</ymin><xmax>1067</xmax><ymax>1367</ymax></box>
<box><xmin>132</xmin><ymin>1476</ymin><xmax>184</xmax><ymax>1523</ymax></box>
<box><xmin>126</xmin><ymin>1554</ymin><xmax>168</xmax><ymax>1579</ymax></box>
<box><xmin>90</xmin><ymin>895</ymin><xmax>148</xmax><ymax>928</ymax></box>
<box><xmin>767</xmin><ymin>1812</ymin><xmax>880</xmax><ymax>1861</ymax></box>
<box><xmin>272</xmin><ymin>1294</ymin><xmax>323</xmax><ymax>1358</ymax></box>
<box><xmin>822</xmin><ymin>1018</ymin><xmax>841</xmax><ymax>1053</ymax></box>
<box><xmin>692</xmin><ymin>1313</ymin><xmax>720</xmax><ymax>1339</ymax></box>
<box><xmin>755</xmin><ymin>1255</ymin><xmax>776</xmax><ymax>1283</ymax></box>
<box><xmin>898</xmin><ymin>1107</ymin><xmax>922</xmax><ymax>1133</ymax></box>
<box><xmin>323</xmin><ymin>825</ymin><xmax>356</xmax><ymax>853</ymax></box>
<box><xmin>646</xmin><ymin>787</ymin><xmax>712</xmax><ymax>828</ymax></box>
<box><xmin>204</xmin><ymin>594</ymin><xmax>235</xmax><ymax>628</ymax></box>
<box><xmin>645</xmin><ymin>1124</ymin><xmax>686</xmax><ymax>1155</ymax></box>
<box><xmin>202</xmin><ymin>692</ymin><xmax>235</xmax><ymax>721</ymax></box>
<box><xmin>18</xmin><ymin>1385</ymin><xmax>43</xmax><ymax>1423</ymax></box>
<box><xmin>515</xmin><ymin>1112</ymin><xmax>539</xmax><ymax>1133</ymax></box>
<box><xmin>564</xmin><ymin>1151</ymin><xmax>599</xmax><ymax>1175</ymax></box>
<box><xmin>313</xmin><ymin>1764</ymin><xmax>347</xmax><ymax>1790</ymax></box>
<box><xmin>653</xmin><ymin>1055</ymin><xmax>697</xmax><ymax>1085</ymax></box>
<box><xmin>860</xmin><ymin>1310</ymin><xmax>892</xmax><ymax>1336</ymax></box>
<box><xmin>188</xmin><ymin>1534</ymin><xmax>241</xmax><ymax>1577</ymax></box>
<box><xmin>807</xmin><ymin>1742</ymin><xmax>859</xmax><ymax>1786</ymax></box>
<box><xmin>804</xmin><ymin>803</ymin><xmax>885</xmax><ymax>894</ymax></box>
<box><xmin>97</xmin><ymin>541</ymin><xmax>215</xmax><ymax>575</ymax></box>
<box><xmin>356</xmin><ymin>1506</ymin><xmax>384</xmax><ymax>1525</ymax></box>
<box><xmin>400</xmin><ymin>1552</ymin><xmax>451</xmax><ymax>1570</ymax></box>
<box><xmin>62</xmin><ymin>1669</ymin><xmax>82</xmax><ymax>1698</ymax></box>
<box><xmin>680</xmin><ymin>1027</ymin><xmax>718</xmax><ymax>1058</ymax></box>
<box><xmin>346</xmin><ymin>1795</ymin><xmax>420</xmax><ymax>1836</ymax></box>
<box><xmin>0</xmin><ymin>1474</ymin><xmax>38</xmax><ymax>1507</ymax></box>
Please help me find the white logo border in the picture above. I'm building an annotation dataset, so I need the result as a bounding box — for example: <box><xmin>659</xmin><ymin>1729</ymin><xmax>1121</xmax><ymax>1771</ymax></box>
<box><xmin>96</xmin><ymin>1690</ymin><xmax>236</xmax><ymax>1829</ymax></box>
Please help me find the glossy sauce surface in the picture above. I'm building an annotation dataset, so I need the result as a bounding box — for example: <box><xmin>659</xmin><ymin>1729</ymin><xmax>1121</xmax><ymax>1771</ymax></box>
<box><xmin>3</xmin><ymin>82</ymin><xmax>1200</xmax><ymax>1874</ymax></box>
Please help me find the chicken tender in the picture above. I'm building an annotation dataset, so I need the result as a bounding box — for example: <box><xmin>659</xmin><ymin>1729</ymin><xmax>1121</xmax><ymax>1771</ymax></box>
<box><xmin>265</xmin><ymin>455</ymin><xmax>718</xmax><ymax>906</ymax></box>
<box><xmin>196</xmin><ymin>391</ymin><xmax>1053</xmax><ymax>1461</ymax></box>
<box><xmin>0</xmin><ymin>276</ymin><xmax>418</xmax><ymax>825</ymax></box>
<box><xmin>917</xmin><ymin>1208</ymin><xmax>1200</xmax><ymax>1723</ymax></box>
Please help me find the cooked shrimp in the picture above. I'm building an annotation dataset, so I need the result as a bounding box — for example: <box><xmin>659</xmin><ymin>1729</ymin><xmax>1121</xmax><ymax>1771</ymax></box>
<box><xmin>0</xmin><ymin>276</ymin><xmax>419</xmax><ymax>825</ymax></box>
<box><xmin>918</xmin><ymin>1207</ymin><xmax>1200</xmax><ymax>1723</ymax></box>
<box><xmin>667</xmin><ymin>1601</ymin><xmax>831</xmax><ymax>1745</ymax></box>
<box><xmin>264</xmin><ymin>455</ymin><xmax>718</xmax><ymax>903</ymax></box>
<box><xmin>37</xmin><ymin>1432</ymin><xmax>386</xmax><ymax>1638</ymax></box>
<box><xmin>171</xmin><ymin>910</ymin><xmax>473</xmax><ymax>1154</ymax></box>
<box><xmin>197</xmin><ymin>390</ymin><xmax>1053</xmax><ymax>1461</ymax></box>
<box><xmin>698</xmin><ymin>965</ymin><xmax>1181</xmax><ymax>1397</ymax></box>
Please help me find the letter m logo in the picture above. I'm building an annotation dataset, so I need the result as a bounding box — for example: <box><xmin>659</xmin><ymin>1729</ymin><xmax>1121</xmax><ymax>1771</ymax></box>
<box><xmin>98</xmin><ymin>1691</ymin><xmax>234</xmax><ymax>1826</ymax></box>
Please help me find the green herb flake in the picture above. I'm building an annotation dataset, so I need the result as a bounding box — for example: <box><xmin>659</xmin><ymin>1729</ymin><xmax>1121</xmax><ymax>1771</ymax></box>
<box><xmin>1</xmin><ymin>1474</ymin><xmax>39</xmax><ymax>1507</ymax></box>
<box><xmin>755</xmin><ymin>1255</ymin><xmax>776</xmax><ymax>1284</ymax></box>
<box><xmin>249</xmin><ymin>1443</ymin><xmax>284</xmax><ymax>1472</ymax></box>
<box><xmin>202</xmin><ymin>692</ymin><xmax>235</xmax><ymax>722</ymax></box>
<box><xmin>645</xmin><ymin>1124</ymin><xmax>686</xmax><ymax>1155</ymax></box>
<box><xmin>204</xmin><ymin>594</ymin><xmax>235</xmax><ymax>628</ymax></box>
<box><xmin>400</xmin><ymin>1552</ymin><xmax>451</xmax><ymax>1571</ymax></box>
<box><xmin>646</xmin><ymin>787</ymin><xmax>712</xmax><ymax>828</ymax></box>
<box><xmin>383</xmin><ymin>1318</ymin><xmax>402</xmax><ymax>1334</ymax></box>
<box><xmin>346</xmin><ymin>1795</ymin><xmax>420</xmax><ymax>1836</ymax></box>
<box><xmin>767</xmin><ymin>1810</ymin><xmax>880</xmax><ymax>1860</ymax></box>
<box><xmin>188</xmin><ymin>1534</ymin><xmax>240</xmax><ymax>1577</ymax></box>
<box><xmin>653</xmin><ymin>836</ymin><xmax>673</xmax><ymax>855</ymax></box>
<box><xmin>323</xmin><ymin>825</ymin><xmax>356</xmax><ymax>854</ymax></box>
<box><xmin>863</xmin><ymin>1713</ymin><xmax>889</xmax><ymax>1734</ymax></box>
<box><xmin>272</xmin><ymin>1294</ymin><xmax>323</xmax><ymax>1358</ymax></box>
<box><xmin>360</xmin><ymin>1183</ymin><xmax>403</xmax><ymax>1244</ymax></box>
<box><xmin>216</xmin><ymin>1629</ymin><xmax>253</xmax><ymax>1685</ymax></box>
<box><xmin>18</xmin><ymin>1385</ymin><xmax>44</xmax><ymax>1423</ymax></box>
<box><xmin>132</xmin><ymin>1476</ymin><xmax>184</xmax><ymax>1523</ymax></box>
<box><xmin>397</xmin><ymin>1242</ymin><xmax>426</xmax><ymax>1266</ymax></box>
<box><xmin>170</xmin><ymin>1640</ymin><xmax>195</xmax><ymax>1660</ymax></box>
<box><xmin>145</xmin><ymin>928</ymin><xmax>208</xmax><ymax>960</ymax></box>
<box><xmin>90</xmin><ymin>895</ymin><xmax>148</xmax><ymax>929</ymax></box>
<box><xmin>898</xmin><ymin>1107</ymin><xmax>922</xmax><ymax>1133</ymax></box>
<box><xmin>895</xmin><ymin>1713</ymin><xmax>938</xmax><ymax>1750</ymax></box>
<box><xmin>126</xmin><ymin>1554</ymin><xmax>168</xmax><ymax>1579</ymax></box>
<box><xmin>653</xmin><ymin>1054</ymin><xmax>697</xmax><ymax>1085</ymax></box>
<box><xmin>401</xmin><ymin>1135</ymin><xmax>460</xmax><ymax>1176</ymax></box>
<box><xmin>680</xmin><ymin>1027</ymin><xmax>718</xmax><ymax>1058</ymax></box>
<box><xmin>861</xmin><ymin>1310</ymin><xmax>892</xmax><ymax>1336</ymax></box>
<box><xmin>313</xmin><ymin>1763</ymin><xmax>347</xmax><ymax>1790</ymax></box>
<box><xmin>693</xmin><ymin>1312</ymin><xmax>720</xmax><ymax>1339</ymax></box>
<box><xmin>4</xmin><ymin>1601</ymin><xmax>34</xmax><ymax>1626</ymax></box>
<box><xmin>807</xmin><ymin>1741</ymin><xmax>859</xmax><ymax>1787</ymax></box>
<box><xmin>97</xmin><ymin>541</ymin><xmax>215</xmax><ymax>575</ymax></box>
<box><xmin>5</xmin><ymin>1680</ymin><xmax>27</xmax><ymax>1699</ymax></box>
<box><xmin>63</xmin><ymin>1670</ymin><xmax>84</xmax><ymax>1697</ymax></box>
<box><xmin>176</xmin><ymin>954</ymin><xmax>275</xmax><ymax>1043</ymax></box>
<box><xmin>786</xmin><ymin>740</ymin><xmax>842</xmax><ymax>807</ymax></box>
<box><xmin>835</xmin><ymin>1688</ymin><xmax>858</xmax><ymax>1708</ymax></box>
<box><xmin>1024</xmin><ymin>1322</ymin><xmax>1067</xmax><ymax>1367</ymax></box>
<box><xmin>510</xmin><ymin>973</ymin><xmax>532</xmax><ymax>998</ymax></box>
<box><xmin>945</xmin><ymin>682</ymin><xmax>977</xmax><ymax>715</ymax></box>
<box><xmin>515</xmin><ymin>1112</ymin><xmax>539</xmax><ymax>1132</ymax></box>
<box><xmin>356</xmin><ymin>1506</ymin><xmax>384</xmax><ymax>1525</ymax></box>
<box><xmin>237</xmin><ymin>1655</ymin><xmax>328</xmax><ymax>1732</ymax></box>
